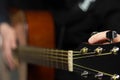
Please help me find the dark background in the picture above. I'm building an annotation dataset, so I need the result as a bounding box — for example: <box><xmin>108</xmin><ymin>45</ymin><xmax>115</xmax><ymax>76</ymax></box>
<box><xmin>10</xmin><ymin>0</ymin><xmax>80</xmax><ymax>10</ymax></box>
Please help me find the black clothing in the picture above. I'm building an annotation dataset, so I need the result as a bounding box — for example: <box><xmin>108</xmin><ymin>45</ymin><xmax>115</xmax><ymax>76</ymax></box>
<box><xmin>53</xmin><ymin>0</ymin><xmax>120</xmax><ymax>80</ymax></box>
<box><xmin>54</xmin><ymin>0</ymin><xmax>120</xmax><ymax>49</ymax></box>
<box><xmin>0</xmin><ymin>0</ymin><xmax>120</xmax><ymax>80</ymax></box>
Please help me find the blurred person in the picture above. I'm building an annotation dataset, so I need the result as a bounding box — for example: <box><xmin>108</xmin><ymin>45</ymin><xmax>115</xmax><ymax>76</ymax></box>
<box><xmin>0</xmin><ymin>0</ymin><xmax>27</xmax><ymax>80</ymax></box>
<box><xmin>0</xmin><ymin>0</ymin><xmax>17</xmax><ymax>70</ymax></box>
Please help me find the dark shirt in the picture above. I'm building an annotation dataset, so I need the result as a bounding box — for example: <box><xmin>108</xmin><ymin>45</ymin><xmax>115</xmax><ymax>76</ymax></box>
<box><xmin>0</xmin><ymin>0</ymin><xmax>120</xmax><ymax>79</ymax></box>
<box><xmin>53</xmin><ymin>0</ymin><xmax>120</xmax><ymax>80</ymax></box>
<box><xmin>54</xmin><ymin>0</ymin><xmax>120</xmax><ymax>49</ymax></box>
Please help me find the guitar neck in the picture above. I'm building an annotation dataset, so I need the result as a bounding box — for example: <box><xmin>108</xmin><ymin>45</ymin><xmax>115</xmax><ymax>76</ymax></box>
<box><xmin>13</xmin><ymin>43</ymin><xmax>120</xmax><ymax>79</ymax></box>
<box><xmin>13</xmin><ymin>46</ymin><xmax>73</xmax><ymax>72</ymax></box>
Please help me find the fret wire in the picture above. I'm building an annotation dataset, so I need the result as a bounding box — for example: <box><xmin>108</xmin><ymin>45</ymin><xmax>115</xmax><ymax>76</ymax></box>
<box><xmin>47</xmin><ymin>49</ymin><xmax>55</xmax><ymax>67</ymax></box>
<box><xmin>39</xmin><ymin>48</ymin><xmax>43</xmax><ymax>65</ymax></box>
<box><xmin>18</xmin><ymin>46</ymin><xmax>99</xmax><ymax>55</ymax></box>
<box><xmin>21</xmin><ymin>49</ymin><xmax>68</xmax><ymax>57</ymax></box>
<box><xmin>55</xmin><ymin>49</ymin><xmax>58</xmax><ymax>68</ymax></box>
<box><xmin>20</xmin><ymin>53</ymin><xmax>68</xmax><ymax>64</ymax></box>
<box><xmin>45</xmin><ymin>49</ymin><xmax>49</xmax><ymax>66</ymax></box>
<box><xmin>20</xmin><ymin>50</ymin><xmax>69</xmax><ymax>64</ymax></box>
<box><xmin>73</xmin><ymin>52</ymin><xmax>112</xmax><ymax>59</ymax></box>
<box><xmin>19</xmin><ymin>51</ymin><xmax>68</xmax><ymax>66</ymax></box>
<box><xmin>18</xmin><ymin>46</ymin><xmax>68</xmax><ymax>53</ymax></box>
<box><xmin>43</xmin><ymin>50</ymin><xmax>68</xmax><ymax>56</ymax></box>
<box><xmin>38</xmin><ymin>52</ymin><xmax>68</xmax><ymax>60</ymax></box>
<box><xmin>20</xmin><ymin>48</ymin><xmax>69</xmax><ymax>60</ymax></box>
<box><xmin>61</xmin><ymin>50</ymin><xmax>64</xmax><ymax>70</ymax></box>
<box><xmin>53</xmin><ymin>50</ymin><xmax>68</xmax><ymax>70</ymax></box>
<box><xmin>16</xmin><ymin>46</ymin><xmax>72</xmax><ymax>70</ymax></box>
<box><xmin>19</xmin><ymin>51</ymin><xmax>69</xmax><ymax>65</ymax></box>
<box><xmin>20</xmin><ymin>53</ymin><xmax>69</xmax><ymax>70</ymax></box>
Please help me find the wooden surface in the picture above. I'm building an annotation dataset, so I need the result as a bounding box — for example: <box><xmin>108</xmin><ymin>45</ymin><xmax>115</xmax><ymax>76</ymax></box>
<box><xmin>25</xmin><ymin>11</ymin><xmax>55</xmax><ymax>80</ymax></box>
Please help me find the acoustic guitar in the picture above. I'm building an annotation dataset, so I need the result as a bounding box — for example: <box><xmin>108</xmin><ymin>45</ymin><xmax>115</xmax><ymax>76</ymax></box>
<box><xmin>13</xmin><ymin>42</ymin><xmax>120</xmax><ymax>80</ymax></box>
<box><xmin>11</xmin><ymin>10</ymin><xmax>120</xmax><ymax>80</ymax></box>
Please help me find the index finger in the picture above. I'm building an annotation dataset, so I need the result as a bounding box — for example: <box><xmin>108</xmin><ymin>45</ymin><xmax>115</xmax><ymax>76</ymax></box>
<box><xmin>88</xmin><ymin>31</ymin><xmax>109</xmax><ymax>44</ymax></box>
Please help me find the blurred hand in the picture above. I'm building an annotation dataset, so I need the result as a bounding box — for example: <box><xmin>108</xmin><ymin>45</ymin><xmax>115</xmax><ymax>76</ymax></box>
<box><xmin>0</xmin><ymin>23</ymin><xmax>17</xmax><ymax>70</ymax></box>
<box><xmin>88</xmin><ymin>31</ymin><xmax>120</xmax><ymax>44</ymax></box>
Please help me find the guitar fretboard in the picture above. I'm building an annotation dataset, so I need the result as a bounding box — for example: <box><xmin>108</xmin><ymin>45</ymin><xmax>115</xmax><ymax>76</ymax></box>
<box><xmin>13</xmin><ymin>46</ymin><xmax>73</xmax><ymax>71</ymax></box>
<box><xmin>13</xmin><ymin>44</ymin><xmax>120</xmax><ymax>80</ymax></box>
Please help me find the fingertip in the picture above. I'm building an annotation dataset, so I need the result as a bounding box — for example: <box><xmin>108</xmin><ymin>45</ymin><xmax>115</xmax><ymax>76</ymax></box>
<box><xmin>113</xmin><ymin>34</ymin><xmax>120</xmax><ymax>43</ymax></box>
<box><xmin>88</xmin><ymin>35</ymin><xmax>96</xmax><ymax>44</ymax></box>
<box><xmin>88</xmin><ymin>31</ymin><xmax>108</xmax><ymax>44</ymax></box>
<box><xmin>88</xmin><ymin>37</ymin><xmax>93</xmax><ymax>44</ymax></box>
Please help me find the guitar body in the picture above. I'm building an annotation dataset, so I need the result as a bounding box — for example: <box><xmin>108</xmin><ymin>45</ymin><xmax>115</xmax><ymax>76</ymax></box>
<box><xmin>25</xmin><ymin>11</ymin><xmax>55</xmax><ymax>80</ymax></box>
<box><xmin>11</xmin><ymin>9</ymin><xmax>120</xmax><ymax>80</ymax></box>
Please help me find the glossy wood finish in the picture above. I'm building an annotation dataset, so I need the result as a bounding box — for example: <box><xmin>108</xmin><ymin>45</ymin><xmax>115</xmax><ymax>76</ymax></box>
<box><xmin>25</xmin><ymin>11</ymin><xmax>55</xmax><ymax>80</ymax></box>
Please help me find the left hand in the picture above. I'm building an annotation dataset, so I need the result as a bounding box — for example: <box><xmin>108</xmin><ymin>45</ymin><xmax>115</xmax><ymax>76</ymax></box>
<box><xmin>0</xmin><ymin>23</ymin><xmax>17</xmax><ymax>70</ymax></box>
<box><xmin>88</xmin><ymin>31</ymin><xmax>120</xmax><ymax>44</ymax></box>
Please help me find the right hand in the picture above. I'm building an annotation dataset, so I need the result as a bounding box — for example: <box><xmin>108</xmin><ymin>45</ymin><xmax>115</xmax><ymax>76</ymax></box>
<box><xmin>0</xmin><ymin>23</ymin><xmax>17</xmax><ymax>70</ymax></box>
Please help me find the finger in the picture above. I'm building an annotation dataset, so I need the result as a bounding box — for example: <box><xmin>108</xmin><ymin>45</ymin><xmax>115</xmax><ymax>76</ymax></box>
<box><xmin>88</xmin><ymin>31</ymin><xmax>109</xmax><ymax>44</ymax></box>
<box><xmin>3</xmin><ymin>39</ymin><xmax>15</xmax><ymax>69</ymax></box>
<box><xmin>113</xmin><ymin>34</ymin><xmax>120</xmax><ymax>43</ymax></box>
<box><xmin>11</xmin><ymin>32</ymin><xmax>17</xmax><ymax>49</ymax></box>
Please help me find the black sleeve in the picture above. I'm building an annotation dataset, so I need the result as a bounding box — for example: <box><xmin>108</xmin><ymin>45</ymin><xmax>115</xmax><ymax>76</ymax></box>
<box><xmin>104</xmin><ymin>11</ymin><xmax>120</xmax><ymax>33</ymax></box>
<box><xmin>53</xmin><ymin>0</ymin><xmax>86</xmax><ymax>26</ymax></box>
<box><xmin>53</xmin><ymin>7</ymin><xmax>85</xmax><ymax>26</ymax></box>
<box><xmin>0</xmin><ymin>0</ymin><xmax>10</xmax><ymax>24</ymax></box>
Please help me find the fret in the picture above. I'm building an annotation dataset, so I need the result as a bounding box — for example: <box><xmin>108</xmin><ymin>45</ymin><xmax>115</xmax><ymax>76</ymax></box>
<box><xmin>41</xmin><ymin>48</ymin><xmax>48</xmax><ymax>66</ymax></box>
<box><xmin>46</xmin><ymin>49</ymin><xmax>68</xmax><ymax>70</ymax></box>
<box><xmin>55</xmin><ymin>50</ymin><xmax>68</xmax><ymax>70</ymax></box>
<box><xmin>55</xmin><ymin>49</ymin><xmax>59</xmax><ymax>69</ymax></box>
<box><xmin>47</xmin><ymin>49</ymin><xmax>52</xmax><ymax>67</ymax></box>
<box><xmin>13</xmin><ymin>43</ymin><xmax>120</xmax><ymax>79</ymax></box>
<box><xmin>61</xmin><ymin>50</ymin><xmax>65</xmax><ymax>70</ymax></box>
<box><xmin>14</xmin><ymin>46</ymin><xmax>69</xmax><ymax>70</ymax></box>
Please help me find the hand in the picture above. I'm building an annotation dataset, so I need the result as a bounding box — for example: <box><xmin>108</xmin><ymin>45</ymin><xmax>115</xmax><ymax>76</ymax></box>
<box><xmin>88</xmin><ymin>30</ymin><xmax>120</xmax><ymax>44</ymax></box>
<box><xmin>0</xmin><ymin>23</ymin><xmax>17</xmax><ymax>70</ymax></box>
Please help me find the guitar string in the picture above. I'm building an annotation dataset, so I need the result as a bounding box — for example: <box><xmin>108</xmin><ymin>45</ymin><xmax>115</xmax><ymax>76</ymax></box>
<box><xmin>21</xmin><ymin>52</ymin><xmax>69</xmax><ymax>70</ymax></box>
<box><xmin>73</xmin><ymin>52</ymin><xmax>96</xmax><ymax>56</ymax></box>
<box><xmin>73</xmin><ymin>52</ymin><xmax>112</xmax><ymax>59</ymax></box>
<box><xmin>17</xmin><ymin>46</ymin><xmax>116</xmax><ymax>69</ymax></box>
<box><xmin>21</xmin><ymin>49</ymin><xmax>114</xmax><ymax>68</ymax></box>
<box><xmin>73</xmin><ymin>63</ymin><xmax>114</xmax><ymax>77</ymax></box>
<box><xmin>22</xmin><ymin>51</ymin><xmax>116</xmax><ymax>78</ymax></box>
<box><xmin>17</xmin><ymin>47</ymin><xmax>115</xmax><ymax>68</ymax></box>
<box><xmin>18</xmin><ymin>46</ymin><xmax>114</xmax><ymax>58</ymax></box>
<box><xmin>21</xmin><ymin>51</ymin><xmax>114</xmax><ymax>61</ymax></box>
<box><xmin>17</xmin><ymin>47</ymin><xmax>117</xmax><ymax>76</ymax></box>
